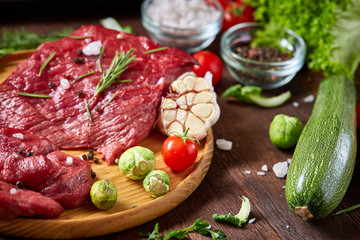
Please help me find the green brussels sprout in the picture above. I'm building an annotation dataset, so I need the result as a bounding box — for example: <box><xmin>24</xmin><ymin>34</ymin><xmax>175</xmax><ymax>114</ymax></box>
<box><xmin>119</xmin><ymin>146</ymin><xmax>155</xmax><ymax>180</ymax></box>
<box><xmin>143</xmin><ymin>170</ymin><xmax>170</xmax><ymax>198</ymax></box>
<box><xmin>90</xmin><ymin>179</ymin><xmax>117</xmax><ymax>210</ymax></box>
<box><xmin>269</xmin><ymin>114</ymin><xmax>303</xmax><ymax>149</ymax></box>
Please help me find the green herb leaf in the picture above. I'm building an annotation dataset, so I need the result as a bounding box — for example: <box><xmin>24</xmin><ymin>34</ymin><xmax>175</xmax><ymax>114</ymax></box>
<box><xmin>101</xmin><ymin>92</ymin><xmax>118</xmax><ymax>109</ymax></box>
<box><xmin>84</xmin><ymin>99</ymin><xmax>92</xmax><ymax>122</ymax></box>
<box><xmin>144</xmin><ymin>46</ymin><xmax>168</xmax><ymax>54</ymax></box>
<box><xmin>333</xmin><ymin>203</ymin><xmax>360</xmax><ymax>216</ymax></box>
<box><xmin>212</xmin><ymin>196</ymin><xmax>251</xmax><ymax>227</ymax></box>
<box><xmin>245</xmin><ymin>0</ymin><xmax>360</xmax><ymax>80</ymax></box>
<box><xmin>38</xmin><ymin>52</ymin><xmax>56</xmax><ymax>77</ymax></box>
<box><xmin>17</xmin><ymin>92</ymin><xmax>51</xmax><ymax>98</ymax></box>
<box><xmin>164</xmin><ymin>229</ymin><xmax>188</xmax><ymax>240</ymax></box>
<box><xmin>100</xmin><ymin>17</ymin><xmax>133</xmax><ymax>34</ymax></box>
<box><xmin>140</xmin><ymin>218</ymin><xmax>226</xmax><ymax>240</ymax></box>
<box><xmin>0</xmin><ymin>48</ymin><xmax>14</xmax><ymax>57</ymax></box>
<box><xmin>98</xmin><ymin>46</ymin><xmax>105</xmax><ymax>72</ymax></box>
<box><xmin>0</xmin><ymin>27</ymin><xmax>73</xmax><ymax>58</ymax></box>
<box><xmin>89</xmin><ymin>49</ymin><xmax>136</xmax><ymax>104</ymax></box>
<box><xmin>62</xmin><ymin>34</ymin><xmax>91</xmax><ymax>39</ymax></box>
<box><xmin>222</xmin><ymin>84</ymin><xmax>291</xmax><ymax>108</ymax></box>
<box><xmin>73</xmin><ymin>71</ymin><xmax>96</xmax><ymax>83</ymax></box>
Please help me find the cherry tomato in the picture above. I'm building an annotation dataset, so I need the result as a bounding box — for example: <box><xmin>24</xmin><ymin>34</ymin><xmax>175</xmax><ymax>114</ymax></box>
<box><xmin>356</xmin><ymin>104</ymin><xmax>360</xmax><ymax>130</ymax></box>
<box><xmin>162</xmin><ymin>130</ymin><xmax>198</xmax><ymax>171</ymax></box>
<box><xmin>222</xmin><ymin>0</ymin><xmax>255</xmax><ymax>32</ymax></box>
<box><xmin>192</xmin><ymin>51</ymin><xmax>223</xmax><ymax>85</ymax></box>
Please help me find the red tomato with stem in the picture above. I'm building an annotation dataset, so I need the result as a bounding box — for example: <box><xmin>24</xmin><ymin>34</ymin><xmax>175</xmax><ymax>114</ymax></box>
<box><xmin>222</xmin><ymin>0</ymin><xmax>255</xmax><ymax>32</ymax></box>
<box><xmin>162</xmin><ymin>129</ymin><xmax>198</xmax><ymax>171</ymax></box>
<box><xmin>192</xmin><ymin>51</ymin><xmax>223</xmax><ymax>85</ymax></box>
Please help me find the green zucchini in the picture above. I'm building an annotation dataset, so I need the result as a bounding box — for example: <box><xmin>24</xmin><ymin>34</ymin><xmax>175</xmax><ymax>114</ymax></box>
<box><xmin>285</xmin><ymin>76</ymin><xmax>357</xmax><ymax>220</ymax></box>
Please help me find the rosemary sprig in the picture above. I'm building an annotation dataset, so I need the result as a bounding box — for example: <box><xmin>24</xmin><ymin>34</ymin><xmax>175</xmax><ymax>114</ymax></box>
<box><xmin>62</xmin><ymin>34</ymin><xmax>91</xmax><ymax>39</ymax></box>
<box><xmin>85</xmin><ymin>49</ymin><xmax>136</xmax><ymax>121</ymax></box>
<box><xmin>18</xmin><ymin>92</ymin><xmax>51</xmax><ymax>98</ymax></box>
<box><xmin>333</xmin><ymin>203</ymin><xmax>360</xmax><ymax>216</ymax></box>
<box><xmin>38</xmin><ymin>52</ymin><xmax>56</xmax><ymax>77</ymax></box>
<box><xmin>98</xmin><ymin>46</ymin><xmax>105</xmax><ymax>72</ymax></box>
<box><xmin>89</xmin><ymin>48</ymin><xmax>136</xmax><ymax>104</ymax></box>
<box><xmin>144</xmin><ymin>46</ymin><xmax>168</xmax><ymax>54</ymax></box>
<box><xmin>101</xmin><ymin>92</ymin><xmax>118</xmax><ymax>109</ymax></box>
<box><xmin>84</xmin><ymin>99</ymin><xmax>92</xmax><ymax>121</ymax></box>
<box><xmin>73</xmin><ymin>71</ymin><xmax>96</xmax><ymax>83</ymax></box>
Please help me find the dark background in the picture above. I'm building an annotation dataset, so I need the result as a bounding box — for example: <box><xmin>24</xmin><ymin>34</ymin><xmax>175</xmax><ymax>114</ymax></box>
<box><xmin>0</xmin><ymin>0</ymin><xmax>143</xmax><ymax>22</ymax></box>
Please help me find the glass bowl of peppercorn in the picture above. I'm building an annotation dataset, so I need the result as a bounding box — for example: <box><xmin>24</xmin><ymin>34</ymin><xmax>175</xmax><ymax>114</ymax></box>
<box><xmin>220</xmin><ymin>22</ymin><xmax>306</xmax><ymax>90</ymax></box>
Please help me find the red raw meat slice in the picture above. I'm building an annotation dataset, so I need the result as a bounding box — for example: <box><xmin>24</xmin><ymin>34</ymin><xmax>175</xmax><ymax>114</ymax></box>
<box><xmin>0</xmin><ymin>126</ymin><xmax>58</xmax><ymax>156</ymax></box>
<box><xmin>40</xmin><ymin>151</ymin><xmax>93</xmax><ymax>208</ymax></box>
<box><xmin>0</xmin><ymin>25</ymin><xmax>195</xmax><ymax>164</ymax></box>
<box><xmin>0</xmin><ymin>127</ymin><xmax>93</xmax><ymax>209</ymax></box>
<box><xmin>0</xmin><ymin>181</ymin><xmax>64</xmax><ymax>219</ymax></box>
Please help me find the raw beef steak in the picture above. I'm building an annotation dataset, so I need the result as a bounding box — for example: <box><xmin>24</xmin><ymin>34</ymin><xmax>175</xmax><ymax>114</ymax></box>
<box><xmin>0</xmin><ymin>25</ymin><xmax>194</xmax><ymax>164</ymax></box>
<box><xmin>0</xmin><ymin>181</ymin><xmax>64</xmax><ymax>219</ymax></box>
<box><xmin>0</xmin><ymin>127</ymin><xmax>93</xmax><ymax>209</ymax></box>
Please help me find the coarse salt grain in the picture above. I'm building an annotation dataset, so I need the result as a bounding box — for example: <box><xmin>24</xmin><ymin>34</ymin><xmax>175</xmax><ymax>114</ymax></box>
<box><xmin>303</xmin><ymin>94</ymin><xmax>315</xmax><ymax>103</ymax></box>
<box><xmin>257</xmin><ymin>171</ymin><xmax>266</xmax><ymax>176</ymax></box>
<box><xmin>82</xmin><ymin>40</ymin><xmax>102</xmax><ymax>56</ymax></box>
<box><xmin>273</xmin><ymin>161</ymin><xmax>289</xmax><ymax>178</ymax></box>
<box><xmin>60</xmin><ymin>78</ymin><xmax>70</xmax><ymax>89</ymax></box>
<box><xmin>282</xmin><ymin>186</ymin><xmax>286</xmax><ymax>189</ymax></box>
<box><xmin>12</xmin><ymin>133</ymin><xmax>24</xmax><ymax>139</ymax></box>
<box><xmin>10</xmin><ymin>188</ymin><xmax>17</xmax><ymax>195</ymax></box>
<box><xmin>287</xmin><ymin>158</ymin><xmax>292</xmax><ymax>164</ymax></box>
<box><xmin>244</xmin><ymin>170</ymin><xmax>251</xmax><ymax>174</ymax></box>
<box><xmin>147</xmin><ymin>0</ymin><xmax>221</xmax><ymax>29</ymax></box>
<box><xmin>65</xmin><ymin>156</ymin><xmax>73</xmax><ymax>165</ymax></box>
<box><xmin>216</xmin><ymin>139</ymin><xmax>232</xmax><ymax>150</ymax></box>
<box><xmin>292</xmin><ymin>101</ymin><xmax>300</xmax><ymax>108</ymax></box>
<box><xmin>261</xmin><ymin>165</ymin><xmax>268</xmax><ymax>172</ymax></box>
<box><xmin>248</xmin><ymin>218</ymin><xmax>256</xmax><ymax>224</ymax></box>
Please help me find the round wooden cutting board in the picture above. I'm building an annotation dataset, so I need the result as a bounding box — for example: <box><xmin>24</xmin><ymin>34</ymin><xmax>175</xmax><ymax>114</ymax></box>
<box><xmin>0</xmin><ymin>51</ymin><xmax>214</xmax><ymax>239</ymax></box>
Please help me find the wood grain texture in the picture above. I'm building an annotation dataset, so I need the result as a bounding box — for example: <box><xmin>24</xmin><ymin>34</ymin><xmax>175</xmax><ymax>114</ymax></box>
<box><xmin>0</xmin><ymin>51</ymin><xmax>214</xmax><ymax>239</ymax></box>
<box><xmin>0</xmin><ymin>14</ymin><xmax>360</xmax><ymax>240</ymax></box>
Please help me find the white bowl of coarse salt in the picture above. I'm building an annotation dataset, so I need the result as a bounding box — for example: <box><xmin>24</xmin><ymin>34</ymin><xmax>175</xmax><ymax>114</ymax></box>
<box><xmin>141</xmin><ymin>0</ymin><xmax>223</xmax><ymax>53</ymax></box>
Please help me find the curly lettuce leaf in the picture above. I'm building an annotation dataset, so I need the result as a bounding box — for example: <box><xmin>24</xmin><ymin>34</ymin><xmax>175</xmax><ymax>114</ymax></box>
<box><xmin>245</xmin><ymin>0</ymin><xmax>359</xmax><ymax>80</ymax></box>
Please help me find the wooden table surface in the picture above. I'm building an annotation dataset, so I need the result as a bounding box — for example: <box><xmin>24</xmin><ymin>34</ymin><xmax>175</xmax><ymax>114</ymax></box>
<box><xmin>0</xmin><ymin>2</ymin><xmax>359</xmax><ymax>240</ymax></box>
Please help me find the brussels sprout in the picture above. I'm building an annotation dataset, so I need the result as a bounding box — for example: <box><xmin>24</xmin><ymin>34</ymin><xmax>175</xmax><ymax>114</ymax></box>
<box><xmin>143</xmin><ymin>170</ymin><xmax>170</xmax><ymax>198</ymax></box>
<box><xmin>119</xmin><ymin>146</ymin><xmax>155</xmax><ymax>180</ymax></box>
<box><xmin>90</xmin><ymin>179</ymin><xmax>117</xmax><ymax>210</ymax></box>
<box><xmin>269</xmin><ymin>114</ymin><xmax>303</xmax><ymax>149</ymax></box>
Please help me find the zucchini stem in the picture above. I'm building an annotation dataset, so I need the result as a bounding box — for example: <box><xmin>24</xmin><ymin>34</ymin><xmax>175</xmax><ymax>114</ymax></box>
<box><xmin>295</xmin><ymin>206</ymin><xmax>314</xmax><ymax>220</ymax></box>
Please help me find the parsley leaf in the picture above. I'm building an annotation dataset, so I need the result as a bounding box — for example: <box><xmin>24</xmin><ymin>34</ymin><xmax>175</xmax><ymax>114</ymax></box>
<box><xmin>139</xmin><ymin>218</ymin><xmax>226</xmax><ymax>240</ymax></box>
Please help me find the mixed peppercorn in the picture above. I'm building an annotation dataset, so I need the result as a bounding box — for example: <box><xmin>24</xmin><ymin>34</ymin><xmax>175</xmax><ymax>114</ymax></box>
<box><xmin>236</xmin><ymin>45</ymin><xmax>291</xmax><ymax>62</ymax></box>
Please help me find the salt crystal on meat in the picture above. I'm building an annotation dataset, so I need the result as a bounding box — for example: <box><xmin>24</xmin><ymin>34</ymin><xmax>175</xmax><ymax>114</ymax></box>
<box><xmin>12</xmin><ymin>133</ymin><xmax>24</xmax><ymax>139</ymax></box>
<box><xmin>65</xmin><ymin>156</ymin><xmax>73</xmax><ymax>165</ymax></box>
<box><xmin>59</xmin><ymin>78</ymin><xmax>70</xmax><ymax>89</ymax></box>
<box><xmin>10</xmin><ymin>188</ymin><xmax>17</xmax><ymax>195</ymax></box>
<box><xmin>82</xmin><ymin>40</ymin><xmax>102</xmax><ymax>56</ymax></box>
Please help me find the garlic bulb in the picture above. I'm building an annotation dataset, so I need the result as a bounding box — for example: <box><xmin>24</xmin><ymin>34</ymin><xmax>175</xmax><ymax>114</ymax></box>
<box><xmin>158</xmin><ymin>73</ymin><xmax>220</xmax><ymax>140</ymax></box>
